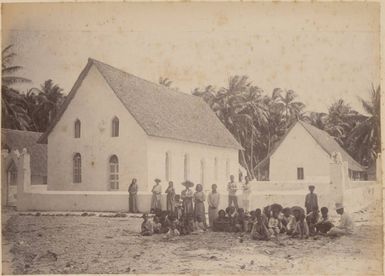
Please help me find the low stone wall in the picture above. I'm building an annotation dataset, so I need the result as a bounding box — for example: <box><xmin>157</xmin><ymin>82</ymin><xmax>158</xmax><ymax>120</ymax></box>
<box><xmin>17</xmin><ymin>191</ymin><xmax>161</xmax><ymax>212</ymax></box>
<box><xmin>249</xmin><ymin>180</ymin><xmax>331</xmax><ymax>194</ymax></box>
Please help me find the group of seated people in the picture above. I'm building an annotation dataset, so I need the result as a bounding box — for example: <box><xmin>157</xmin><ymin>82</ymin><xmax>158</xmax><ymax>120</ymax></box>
<box><xmin>140</xmin><ymin>208</ymin><xmax>207</xmax><ymax>237</ymax></box>
<box><xmin>213</xmin><ymin>204</ymin><xmax>335</xmax><ymax>240</ymax></box>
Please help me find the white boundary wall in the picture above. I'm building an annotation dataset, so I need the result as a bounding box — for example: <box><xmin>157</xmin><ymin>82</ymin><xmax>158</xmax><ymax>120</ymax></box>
<box><xmin>5</xmin><ymin>150</ymin><xmax>382</xmax><ymax>213</ymax></box>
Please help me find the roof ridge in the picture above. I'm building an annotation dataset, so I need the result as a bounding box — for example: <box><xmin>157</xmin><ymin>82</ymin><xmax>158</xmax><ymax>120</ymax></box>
<box><xmin>2</xmin><ymin>128</ymin><xmax>43</xmax><ymax>135</ymax></box>
<box><xmin>89</xmin><ymin>58</ymin><xmax>200</xmax><ymax>101</ymax></box>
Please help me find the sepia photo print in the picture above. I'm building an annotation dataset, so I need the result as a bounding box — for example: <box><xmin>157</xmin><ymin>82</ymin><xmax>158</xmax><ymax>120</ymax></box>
<box><xmin>1</xmin><ymin>2</ymin><xmax>383</xmax><ymax>275</ymax></box>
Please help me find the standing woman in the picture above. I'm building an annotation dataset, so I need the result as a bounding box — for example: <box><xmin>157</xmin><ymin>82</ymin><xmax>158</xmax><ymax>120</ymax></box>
<box><xmin>165</xmin><ymin>181</ymin><xmax>176</xmax><ymax>213</ymax></box>
<box><xmin>181</xmin><ymin>181</ymin><xmax>194</xmax><ymax>215</ymax></box>
<box><xmin>151</xmin><ymin>178</ymin><xmax>162</xmax><ymax>211</ymax></box>
<box><xmin>194</xmin><ymin>184</ymin><xmax>207</xmax><ymax>228</ymax></box>
<box><xmin>128</xmin><ymin>178</ymin><xmax>138</xmax><ymax>213</ymax></box>
<box><xmin>242</xmin><ymin>175</ymin><xmax>251</xmax><ymax>212</ymax></box>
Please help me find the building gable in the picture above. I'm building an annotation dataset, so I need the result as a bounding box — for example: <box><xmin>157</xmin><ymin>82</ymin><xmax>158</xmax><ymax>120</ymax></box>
<box><xmin>39</xmin><ymin>58</ymin><xmax>242</xmax><ymax>150</ymax></box>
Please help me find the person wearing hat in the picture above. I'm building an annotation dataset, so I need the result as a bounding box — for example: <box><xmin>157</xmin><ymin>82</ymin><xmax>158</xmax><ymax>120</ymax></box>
<box><xmin>151</xmin><ymin>178</ymin><xmax>162</xmax><ymax>211</ymax></box>
<box><xmin>305</xmin><ymin>185</ymin><xmax>318</xmax><ymax>214</ymax></box>
<box><xmin>140</xmin><ymin>213</ymin><xmax>153</xmax><ymax>236</ymax></box>
<box><xmin>327</xmin><ymin>203</ymin><xmax>354</xmax><ymax>237</ymax></box>
<box><xmin>181</xmin><ymin>181</ymin><xmax>194</xmax><ymax>215</ymax></box>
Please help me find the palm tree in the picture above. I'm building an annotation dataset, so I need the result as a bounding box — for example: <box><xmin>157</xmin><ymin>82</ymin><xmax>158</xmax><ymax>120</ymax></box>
<box><xmin>28</xmin><ymin>80</ymin><xmax>65</xmax><ymax>132</ymax></box>
<box><xmin>346</xmin><ymin>85</ymin><xmax>381</xmax><ymax>166</ymax></box>
<box><xmin>271</xmin><ymin>88</ymin><xmax>305</xmax><ymax>128</ymax></box>
<box><xmin>324</xmin><ymin>99</ymin><xmax>362</xmax><ymax>146</ymax></box>
<box><xmin>1</xmin><ymin>45</ymin><xmax>31</xmax><ymax>130</ymax></box>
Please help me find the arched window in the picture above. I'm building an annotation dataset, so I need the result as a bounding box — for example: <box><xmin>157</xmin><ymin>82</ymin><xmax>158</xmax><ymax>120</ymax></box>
<box><xmin>226</xmin><ymin>159</ymin><xmax>230</xmax><ymax>179</ymax></box>
<box><xmin>214</xmin><ymin>157</ymin><xmax>218</xmax><ymax>180</ymax></box>
<box><xmin>74</xmin><ymin>119</ymin><xmax>81</xmax><ymax>138</ymax></box>
<box><xmin>109</xmin><ymin>155</ymin><xmax>119</xmax><ymax>190</ymax></box>
<box><xmin>165</xmin><ymin>151</ymin><xmax>171</xmax><ymax>181</ymax></box>
<box><xmin>184</xmin><ymin>153</ymin><xmax>190</xmax><ymax>181</ymax></box>
<box><xmin>112</xmin><ymin>117</ymin><xmax>119</xmax><ymax>137</ymax></box>
<box><xmin>200</xmin><ymin>158</ymin><xmax>205</xmax><ymax>185</ymax></box>
<box><xmin>73</xmin><ymin>153</ymin><xmax>82</xmax><ymax>183</ymax></box>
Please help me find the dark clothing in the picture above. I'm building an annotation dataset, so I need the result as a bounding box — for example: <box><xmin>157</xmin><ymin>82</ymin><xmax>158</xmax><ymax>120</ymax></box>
<box><xmin>165</xmin><ymin>187</ymin><xmax>176</xmax><ymax>212</ymax></box>
<box><xmin>213</xmin><ymin>216</ymin><xmax>230</xmax><ymax>232</ymax></box>
<box><xmin>305</xmin><ymin>193</ymin><xmax>318</xmax><ymax>214</ymax></box>
<box><xmin>128</xmin><ymin>182</ymin><xmax>138</xmax><ymax>213</ymax></box>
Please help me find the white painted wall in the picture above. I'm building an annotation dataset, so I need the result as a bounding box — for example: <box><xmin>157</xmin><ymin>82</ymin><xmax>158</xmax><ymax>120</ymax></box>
<box><xmin>147</xmin><ymin>136</ymin><xmax>239</xmax><ymax>195</ymax></box>
<box><xmin>47</xmin><ymin>65</ymin><xmax>149</xmax><ymax>191</ymax></box>
<box><xmin>269</xmin><ymin>123</ymin><xmax>331</xmax><ymax>181</ymax></box>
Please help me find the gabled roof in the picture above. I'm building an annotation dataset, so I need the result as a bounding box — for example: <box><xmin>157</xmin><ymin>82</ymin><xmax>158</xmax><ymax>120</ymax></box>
<box><xmin>38</xmin><ymin>58</ymin><xmax>242</xmax><ymax>150</ymax></box>
<box><xmin>256</xmin><ymin>121</ymin><xmax>365</xmax><ymax>172</ymax></box>
<box><xmin>2</xmin><ymin>129</ymin><xmax>47</xmax><ymax>176</ymax></box>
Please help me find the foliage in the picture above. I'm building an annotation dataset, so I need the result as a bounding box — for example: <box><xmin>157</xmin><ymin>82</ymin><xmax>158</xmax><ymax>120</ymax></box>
<box><xmin>1</xmin><ymin>45</ymin><xmax>65</xmax><ymax>132</ymax></box>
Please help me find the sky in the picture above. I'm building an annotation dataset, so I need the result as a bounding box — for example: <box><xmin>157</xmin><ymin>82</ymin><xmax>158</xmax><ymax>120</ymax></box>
<box><xmin>2</xmin><ymin>2</ymin><xmax>380</xmax><ymax>113</ymax></box>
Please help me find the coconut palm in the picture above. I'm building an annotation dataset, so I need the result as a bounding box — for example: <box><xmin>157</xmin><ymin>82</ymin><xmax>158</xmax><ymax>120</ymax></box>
<box><xmin>1</xmin><ymin>45</ymin><xmax>31</xmax><ymax>130</ymax></box>
<box><xmin>346</xmin><ymin>85</ymin><xmax>381</xmax><ymax>166</ymax></box>
<box><xmin>27</xmin><ymin>80</ymin><xmax>65</xmax><ymax>132</ymax></box>
<box><xmin>271</xmin><ymin>88</ymin><xmax>305</xmax><ymax>128</ymax></box>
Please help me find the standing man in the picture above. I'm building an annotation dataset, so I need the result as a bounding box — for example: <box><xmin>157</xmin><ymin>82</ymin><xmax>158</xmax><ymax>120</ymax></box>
<box><xmin>208</xmin><ymin>184</ymin><xmax>220</xmax><ymax>229</ymax></box>
<box><xmin>128</xmin><ymin>178</ymin><xmax>138</xmax><ymax>213</ymax></box>
<box><xmin>327</xmin><ymin>203</ymin><xmax>354</xmax><ymax>237</ymax></box>
<box><xmin>227</xmin><ymin>175</ymin><xmax>238</xmax><ymax>209</ymax></box>
<box><xmin>305</xmin><ymin>185</ymin><xmax>318</xmax><ymax>214</ymax></box>
<box><xmin>151</xmin><ymin>178</ymin><xmax>162</xmax><ymax>211</ymax></box>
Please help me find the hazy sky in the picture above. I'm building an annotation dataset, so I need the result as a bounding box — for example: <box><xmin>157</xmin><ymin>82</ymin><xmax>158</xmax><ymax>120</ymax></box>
<box><xmin>2</xmin><ymin>2</ymin><xmax>380</xmax><ymax>113</ymax></box>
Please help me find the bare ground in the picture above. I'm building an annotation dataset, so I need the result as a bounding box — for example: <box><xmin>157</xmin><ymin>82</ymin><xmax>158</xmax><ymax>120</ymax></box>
<box><xmin>1</xmin><ymin>203</ymin><xmax>383</xmax><ymax>275</ymax></box>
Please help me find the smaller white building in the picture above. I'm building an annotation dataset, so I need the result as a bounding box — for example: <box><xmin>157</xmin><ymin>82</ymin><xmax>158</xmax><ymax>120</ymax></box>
<box><xmin>256</xmin><ymin>121</ymin><xmax>366</xmax><ymax>182</ymax></box>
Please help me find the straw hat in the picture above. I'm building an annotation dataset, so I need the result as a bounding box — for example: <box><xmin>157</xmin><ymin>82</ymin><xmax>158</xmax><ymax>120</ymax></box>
<box><xmin>182</xmin><ymin>180</ymin><xmax>194</xmax><ymax>188</ymax></box>
<box><xmin>335</xmin><ymin>203</ymin><xmax>344</xmax><ymax>210</ymax></box>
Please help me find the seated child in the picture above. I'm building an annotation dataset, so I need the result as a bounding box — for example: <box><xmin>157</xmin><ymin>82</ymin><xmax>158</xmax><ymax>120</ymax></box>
<box><xmin>268</xmin><ymin>210</ymin><xmax>282</xmax><ymax>237</ymax></box>
<box><xmin>166</xmin><ymin>213</ymin><xmax>180</xmax><ymax>237</ymax></box>
<box><xmin>292</xmin><ymin>212</ymin><xmax>309</xmax><ymax>239</ymax></box>
<box><xmin>195</xmin><ymin>215</ymin><xmax>207</xmax><ymax>233</ymax></box>
<box><xmin>234</xmin><ymin>208</ymin><xmax>246</xmax><ymax>232</ymax></box>
<box><xmin>315</xmin><ymin>207</ymin><xmax>334</xmax><ymax>234</ymax></box>
<box><xmin>306</xmin><ymin>207</ymin><xmax>320</xmax><ymax>235</ymax></box>
<box><xmin>281</xmin><ymin>208</ymin><xmax>296</xmax><ymax>235</ymax></box>
<box><xmin>227</xmin><ymin>206</ymin><xmax>239</xmax><ymax>232</ymax></box>
<box><xmin>152</xmin><ymin>215</ymin><xmax>162</xmax><ymax>234</ymax></box>
<box><xmin>141</xmin><ymin>213</ymin><xmax>153</xmax><ymax>236</ymax></box>
<box><xmin>251</xmin><ymin>209</ymin><xmax>270</xmax><ymax>241</ymax></box>
<box><xmin>263</xmin><ymin>205</ymin><xmax>271</xmax><ymax>220</ymax></box>
<box><xmin>213</xmin><ymin>209</ymin><xmax>230</xmax><ymax>232</ymax></box>
<box><xmin>246</xmin><ymin>210</ymin><xmax>257</xmax><ymax>233</ymax></box>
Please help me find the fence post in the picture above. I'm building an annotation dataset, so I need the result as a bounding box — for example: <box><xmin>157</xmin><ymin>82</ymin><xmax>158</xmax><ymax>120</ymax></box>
<box><xmin>329</xmin><ymin>160</ymin><xmax>348</xmax><ymax>206</ymax></box>
<box><xmin>16</xmin><ymin>149</ymin><xmax>31</xmax><ymax>210</ymax></box>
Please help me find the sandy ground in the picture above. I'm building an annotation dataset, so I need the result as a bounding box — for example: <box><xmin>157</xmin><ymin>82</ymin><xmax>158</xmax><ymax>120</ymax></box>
<box><xmin>1</xmin><ymin>203</ymin><xmax>383</xmax><ymax>275</ymax></box>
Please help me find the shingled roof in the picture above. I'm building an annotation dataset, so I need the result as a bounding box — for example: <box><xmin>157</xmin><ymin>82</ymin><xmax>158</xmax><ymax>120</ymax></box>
<box><xmin>38</xmin><ymin>58</ymin><xmax>242</xmax><ymax>150</ymax></box>
<box><xmin>256</xmin><ymin>121</ymin><xmax>364</xmax><ymax>172</ymax></box>
<box><xmin>2</xmin><ymin>129</ymin><xmax>47</xmax><ymax>176</ymax></box>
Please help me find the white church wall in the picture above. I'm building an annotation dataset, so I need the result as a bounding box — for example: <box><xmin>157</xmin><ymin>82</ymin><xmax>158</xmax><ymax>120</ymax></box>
<box><xmin>47</xmin><ymin>65</ymin><xmax>149</xmax><ymax>192</ymax></box>
<box><xmin>146</xmin><ymin>136</ymin><xmax>239</xmax><ymax>195</ymax></box>
<box><xmin>270</xmin><ymin>123</ymin><xmax>331</xmax><ymax>181</ymax></box>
